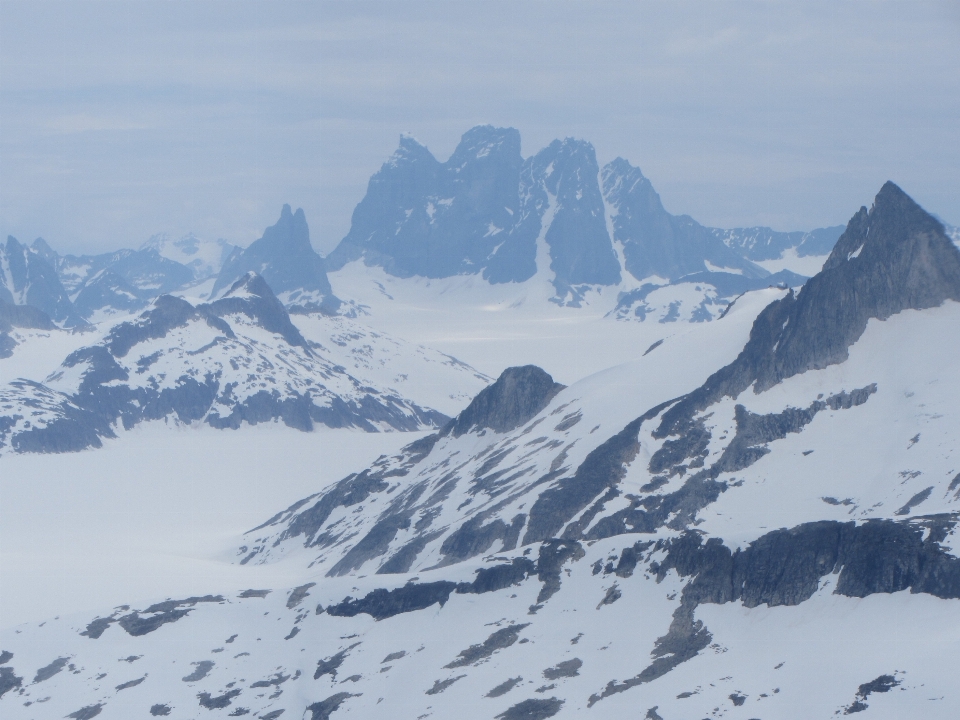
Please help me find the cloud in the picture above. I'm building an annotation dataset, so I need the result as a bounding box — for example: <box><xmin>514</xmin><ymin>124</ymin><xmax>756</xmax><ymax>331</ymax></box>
<box><xmin>45</xmin><ymin>113</ymin><xmax>151</xmax><ymax>134</ymax></box>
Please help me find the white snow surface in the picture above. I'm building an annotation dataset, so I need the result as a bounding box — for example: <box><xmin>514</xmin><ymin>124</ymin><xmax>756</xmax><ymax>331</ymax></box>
<box><xmin>327</xmin><ymin>261</ymin><xmax>706</xmax><ymax>384</ymax></box>
<box><xmin>3</xmin><ymin>264</ymin><xmax>960</xmax><ymax>720</ymax></box>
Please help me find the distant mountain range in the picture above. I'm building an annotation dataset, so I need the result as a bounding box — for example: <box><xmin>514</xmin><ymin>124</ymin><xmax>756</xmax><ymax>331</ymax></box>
<box><xmin>326</xmin><ymin>126</ymin><xmax>847</xmax><ymax>307</ymax></box>
<box><xmin>8</xmin><ymin>125</ymin><xmax>956</xmax><ymax>331</ymax></box>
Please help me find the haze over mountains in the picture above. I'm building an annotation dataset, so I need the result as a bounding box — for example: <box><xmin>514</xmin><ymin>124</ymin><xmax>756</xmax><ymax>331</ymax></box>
<box><xmin>2</xmin><ymin>179</ymin><xmax>959</xmax><ymax>720</ymax></box>
<box><xmin>2</xmin><ymin>126</ymin><xmax>858</xmax><ymax>337</ymax></box>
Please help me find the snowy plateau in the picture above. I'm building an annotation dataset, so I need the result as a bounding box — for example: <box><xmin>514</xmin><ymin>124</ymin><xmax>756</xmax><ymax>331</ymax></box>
<box><xmin>1</xmin><ymin>128</ymin><xmax>960</xmax><ymax>720</ymax></box>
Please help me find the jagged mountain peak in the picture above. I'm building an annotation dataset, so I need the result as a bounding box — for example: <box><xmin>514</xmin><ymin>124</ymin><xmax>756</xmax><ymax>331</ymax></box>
<box><xmin>602</xmin><ymin>157</ymin><xmax>665</xmax><ymax>214</ymax></box>
<box><xmin>391</xmin><ymin>133</ymin><xmax>438</xmax><ymax>166</ymax></box>
<box><xmin>0</xmin><ymin>236</ymin><xmax>86</xmax><ymax>327</ymax></box>
<box><xmin>221</xmin><ymin>269</ymin><xmax>273</xmax><ymax>299</ymax></box>
<box><xmin>767</xmin><ymin>181</ymin><xmax>960</xmax><ymax>383</ymax></box>
<box><xmin>29</xmin><ymin>237</ymin><xmax>58</xmax><ymax>264</ymax></box>
<box><xmin>257</xmin><ymin>204</ymin><xmax>310</xmax><ymax>252</ymax></box>
<box><xmin>823</xmin><ymin>180</ymin><xmax>955</xmax><ymax>273</ymax></box>
<box><xmin>449</xmin><ymin>125</ymin><xmax>521</xmax><ymax>164</ymax></box>
<box><xmin>212</xmin><ymin>205</ymin><xmax>336</xmax><ymax>307</ymax></box>
<box><xmin>208</xmin><ymin>271</ymin><xmax>311</xmax><ymax>352</ymax></box>
<box><xmin>654</xmin><ymin>182</ymin><xmax>960</xmax><ymax>441</ymax></box>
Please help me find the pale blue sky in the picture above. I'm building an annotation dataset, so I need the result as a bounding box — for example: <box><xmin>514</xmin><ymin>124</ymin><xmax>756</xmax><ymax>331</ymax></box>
<box><xmin>1</xmin><ymin>1</ymin><xmax>958</xmax><ymax>255</ymax></box>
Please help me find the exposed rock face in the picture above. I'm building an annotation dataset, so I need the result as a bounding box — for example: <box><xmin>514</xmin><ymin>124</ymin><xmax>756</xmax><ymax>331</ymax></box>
<box><xmin>655</xmin><ymin>516</ymin><xmax>960</xmax><ymax>608</ymax></box>
<box><xmin>526</xmin><ymin>139</ymin><xmax>622</xmax><ymax>289</ymax></box>
<box><xmin>655</xmin><ymin>182</ymin><xmax>960</xmax><ymax>442</ymax></box>
<box><xmin>72</xmin><ymin>270</ymin><xmax>150</xmax><ymax>319</ymax></box>
<box><xmin>40</xmin><ymin>240</ymin><xmax>194</xmax><ymax>303</ymax></box>
<box><xmin>601</xmin><ymin>158</ymin><xmax>766</xmax><ymax>281</ymax></box>
<box><xmin>0</xmin><ymin>299</ymin><xmax>55</xmax><ymax>331</ymax></box>
<box><xmin>206</xmin><ymin>272</ymin><xmax>311</xmax><ymax>352</ymax></box>
<box><xmin>27</xmin><ymin>237</ymin><xmax>197</xmax><ymax>320</ymax></box>
<box><xmin>764</xmin><ymin>181</ymin><xmax>960</xmax><ymax>388</ymax></box>
<box><xmin>0</xmin><ymin>236</ymin><xmax>85</xmax><ymax>327</ymax></box>
<box><xmin>329</xmin><ymin>126</ymin><xmax>525</xmax><ymax>281</ymax></box>
<box><xmin>212</xmin><ymin>205</ymin><xmax>338</xmax><ymax>312</ymax></box>
<box><xmin>446</xmin><ymin>366</ymin><xmax>564</xmax><ymax>437</ymax></box>
<box><xmin>0</xmin><ymin>298</ymin><xmax>56</xmax><ymax>357</ymax></box>
<box><xmin>328</xmin><ymin>127</ymin><xmax>773</xmax><ymax>298</ymax></box>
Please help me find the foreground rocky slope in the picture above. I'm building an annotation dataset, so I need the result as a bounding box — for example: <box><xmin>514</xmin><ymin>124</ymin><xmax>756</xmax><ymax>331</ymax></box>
<box><xmin>2</xmin><ymin>183</ymin><xmax>958</xmax><ymax>719</ymax></box>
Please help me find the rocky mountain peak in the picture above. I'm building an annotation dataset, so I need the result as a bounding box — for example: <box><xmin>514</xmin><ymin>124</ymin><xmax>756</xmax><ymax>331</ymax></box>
<box><xmin>257</xmin><ymin>204</ymin><xmax>311</xmax><ymax>253</ymax></box>
<box><xmin>0</xmin><ymin>236</ymin><xmax>85</xmax><ymax>327</ymax></box>
<box><xmin>29</xmin><ymin>237</ymin><xmax>59</xmax><ymax>266</ymax></box>
<box><xmin>212</xmin><ymin>205</ymin><xmax>336</xmax><ymax>308</ymax></box>
<box><xmin>448</xmin><ymin>125</ymin><xmax>521</xmax><ymax>165</ymax></box>
<box><xmin>207</xmin><ymin>272</ymin><xmax>311</xmax><ymax>352</ymax></box>
<box><xmin>656</xmin><ymin>182</ymin><xmax>960</xmax><ymax>439</ymax></box>
<box><xmin>446</xmin><ymin>365</ymin><xmax>564</xmax><ymax>437</ymax></box>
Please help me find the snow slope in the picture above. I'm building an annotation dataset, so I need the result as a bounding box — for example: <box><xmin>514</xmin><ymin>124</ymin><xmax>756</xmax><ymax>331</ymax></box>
<box><xmin>3</xmin><ymin>290</ymin><xmax>958</xmax><ymax>720</ymax></box>
<box><xmin>1</xmin><ymin>183</ymin><xmax>958</xmax><ymax>720</ymax></box>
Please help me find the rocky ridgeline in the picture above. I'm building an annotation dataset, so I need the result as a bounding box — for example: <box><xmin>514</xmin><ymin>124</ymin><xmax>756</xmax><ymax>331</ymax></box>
<box><xmin>0</xmin><ymin>272</ymin><xmax>447</xmax><ymax>454</ymax></box>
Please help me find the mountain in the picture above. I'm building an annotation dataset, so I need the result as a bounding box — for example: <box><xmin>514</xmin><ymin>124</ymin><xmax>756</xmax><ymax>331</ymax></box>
<box><xmin>329</xmin><ymin>129</ymin><xmax>770</xmax><ymax>293</ymax></box>
<box><xmin>142</xmin><ymin>232</ymin><xmax>237</xmax><ymax>280</ymax></box>
<box><xmin>0</xmin><ymin>272</ymin><xmax>488</xmax><ymax>455</ymax></box>
<box><xmin>0</xmin><ymin>298</ymin><xmax>56</xmax><ymax>358</ymax></box>
<box><xmin>212</xmin><ymin>205</ymin><xmax>340</xmax><ymax>313</ymax></box>
<box><xmin>709</xmin><ymin>224</ymin><xmax>845</xmax><ymax>262</ymax></box>
<box><xmin>31</xmin><ymin>239</ymin><xmax>196</xmax><ymax>321</ymax></box>
<box><xmin>0</xmin><ymin>236</ymin><xmax>86</xmax><ymax>327</ymax></box>
<box><xmin>601</xmin><ymin>157</ymin><xmax>767</xmax><ymax>281</ymax></box>
<box><xmin>326</xmin><ymin>126</ymin><xmax>785</xmax><ymax>312</ymax></box>
<box><xmin>328</xmin><ymin>127</ymin><xmax>525</xmax><ymax>281</ymax></box>
<box><xmin>5</xmin><ymin>183</ymin><xmax>958</xmax><ymax>719</ymax></box>
<box><xmin>39</xmin><ymin>242</ymin><xmax>195</xmax><ymax>300</ymax></box>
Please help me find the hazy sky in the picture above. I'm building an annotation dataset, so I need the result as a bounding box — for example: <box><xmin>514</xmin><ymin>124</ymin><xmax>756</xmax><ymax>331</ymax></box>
<box><xmin>1</xmin><ymin>1</ymin><xmax>958</xmax><ymax>255</ymax></box>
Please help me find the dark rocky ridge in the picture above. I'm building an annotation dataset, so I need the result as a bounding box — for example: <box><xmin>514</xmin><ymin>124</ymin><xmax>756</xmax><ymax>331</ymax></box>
<box><xmin>590</xmin><ymin>515</ymin><xmax>960</xmax><ymax>705</ymax></box>
<box><xmin>446</xmin><ymin>365</ymin><xmax>564</xmax><ymax>437</ymax></box>
<box><xmin>654</xmin><ymin>182</ymin><xmax>960</xmax><ymax>443</ymax></box>
<box><xmin>0</xmin><ymin>298</ymin><xmax>57</xmax><ymax>359</ymax></box>
<box><xmin>0</xmin><ymin>236</ymin><xmax>85</xmax><ymax>327</ymax></box>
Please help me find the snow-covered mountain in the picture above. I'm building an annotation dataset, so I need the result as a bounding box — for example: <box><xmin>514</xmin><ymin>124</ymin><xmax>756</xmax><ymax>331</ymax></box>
<box><xmin>142</xmin><ymin>232</ymin><xmax>237</xmax><ymax>281</ymax></box>
<box><xmin>0</xmin><ymin>272</ymin><xmax>488</xmax><ymax>455</ymax></box>
<box><xmin>0</xmin><ymin>236</ymin><xmax>86</xmax><ymax>327</ymax></box>
<box><xmin>30</xmin><ymin>238</ymin><xmax>196</xmax><ymax>322</ymax></box>
<box><xmin>3</xmin><ymin>182</ymin><xmax>958</xmax><ymax>720</ymax></box>
<box><xmin>709</xmin><ymin>224</ymin><xmax>844</xmax><ymax>262</ymax></box>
